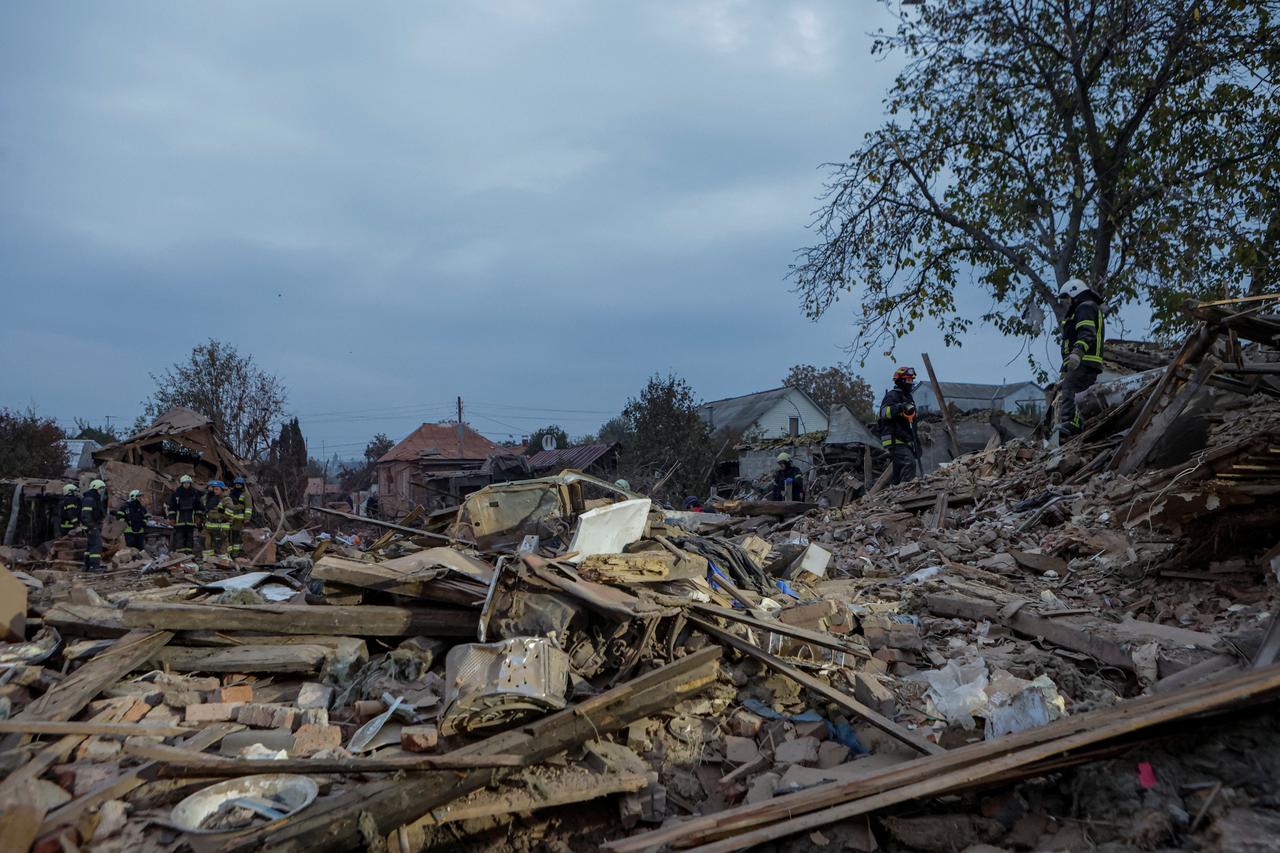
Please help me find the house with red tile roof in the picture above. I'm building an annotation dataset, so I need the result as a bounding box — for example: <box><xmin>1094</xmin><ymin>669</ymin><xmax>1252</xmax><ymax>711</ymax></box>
<box><xmin>375</xmin><ymin>422</ymin><xmax>504</xmax><ymax>517</ymax></box>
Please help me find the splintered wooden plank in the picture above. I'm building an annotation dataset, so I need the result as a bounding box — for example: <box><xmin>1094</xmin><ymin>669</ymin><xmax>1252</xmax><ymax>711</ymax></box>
<box><xmin>123</xmin><ymin>742</ymin><xmax>524</xmax><ymax>776</ymax></box>
<box><xmin>0</xmin><ymin>630</ymin><xmax>172</xmax><ymax>751</ymax></box>
<box><xmin>148</xmin><ymin>644</ymin><xmax>331</xmax><ymax>673</ymax></box>
<box><xmin>604</xmin><ymin>663</ymin><xmax>1280</xmax><ymax>853</ymax></box>
<box><xmin>689</xmin><ymin>616</ymin><xmax>941</xmax><ymax>757</ymax></box>
<box><xmin>122</xmin><ymin>601</ymin><xmax>476</xmax><ymax>636</ymax></box>
<box><xmin>0</xmin><ymin>721</ymin><xmax>193</xmax><ymax>737</ymax></box>
<box><xmin>926</xmin><ymin>594</ymin><xmax>1135</xmax><ymax>672</ymax></box>
<box><xmin>215</xmin><ymin>646</ymin><xmax>723</xmax><ymax>852</ymax></box>
<box><xmin>42</xmin><ymin>602</ymin><xmax>130</xmax><ymax>637</ymax></box>
<box><xmin>37</xmin><ymin>723</ymin><xmax>242</xmax><ymax>837</ymax></box>
<box><xmin>0</xmin><ymin>706</ymin><xmax>129</xmax><ymax>799</ymax></box>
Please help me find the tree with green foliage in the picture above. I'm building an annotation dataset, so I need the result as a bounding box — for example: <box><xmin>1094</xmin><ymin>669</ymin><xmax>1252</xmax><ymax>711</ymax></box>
<box><xmin>792</xmin><ymin>0</ymin><xmax>1279</xmax><ymax>360</ymax></box>
<box><xmin>73</xmin><ymin>418</ymin><xmax>122</xmax><ymax>446</ymax></box>
<box><xmin>524</xmin><ymin>425</ymin><xmax>570</xmax><ymax>455</ymax></box>
<box><xmin>783</xmin><ymin>364</ymin><xmax>874</xmax><ymax>421</ymax></box>
<box><xmin>261</xmin><ymin>417</ymin><xmax>308</xmax><ymax>507</ymax></box>
<box><xmin>619</xmin><ymin>373</ymin><xmax>719</xmax><ymax>501</ymax></box>
<box><xmin>143</xmin><ymin>339</ymin><xmax>287</xmax><ymax>460</ymax></box>
<box><xmin>0</xmin><ymin>408</ymin><xmax>66</xmax><ymax>479</ymax></box>
<box><xmin>596</xmin><ymin>415</ymin><xmax>635</xmax><ymax>448</ymax></box>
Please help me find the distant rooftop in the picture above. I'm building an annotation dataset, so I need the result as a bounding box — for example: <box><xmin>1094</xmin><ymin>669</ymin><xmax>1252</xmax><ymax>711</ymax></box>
<box><xmin>378</xmin><ymin>422</ymin><xmax>504</xmax><ymax>464</ymax></box>
<box><xmin>700</xmin><ymin>386</ymin><xmax>825</xmax><ymax>434</ymax></box>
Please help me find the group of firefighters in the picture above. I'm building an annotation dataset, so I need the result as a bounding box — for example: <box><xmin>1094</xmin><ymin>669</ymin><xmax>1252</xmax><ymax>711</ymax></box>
<box><xmin>47</xmin><ymin>280</ymin><xmax>1102</xmax><ymax>565</ymax></box>
<box><xmin>877</xmin><ymin>277</ymin><xmax>1105</xmax><ymax>486</ymax></box>
<box><xmin>56</xmin><ymin>475</ymin><xmax>254</xmax><ymax>571</ymax></box>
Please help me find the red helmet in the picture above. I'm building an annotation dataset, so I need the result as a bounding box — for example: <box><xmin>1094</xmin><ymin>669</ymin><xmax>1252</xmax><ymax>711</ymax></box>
<box><xmin>893</xmin><ymin>366</ymin><xmax>917</xmax><ymax>384</ymax></box>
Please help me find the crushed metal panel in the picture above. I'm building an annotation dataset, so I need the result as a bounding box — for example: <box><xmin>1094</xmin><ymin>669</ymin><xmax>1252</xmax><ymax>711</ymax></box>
<box><xmin>439</xmin><ymin>637</ymin><xmax>569</xmax><ymax>737</ymax></box>
<box><xmin>454</xmin><ymin>481</ymin><xmax>572</xmax><ymax>549</ymax></box>
<box><xmin>565</xmin><ymin>498</ymin><xmax>651</xmax><ymax>564</ymax></box>
<box><xmin>452</xmin><ymin>469</ymin><xmax>638</xmax><ymax>549</ymax></box>
<box><xmin>478</xmin><ymin>559</ymin><xmax>587</xmax><ymax>643</ymax></box>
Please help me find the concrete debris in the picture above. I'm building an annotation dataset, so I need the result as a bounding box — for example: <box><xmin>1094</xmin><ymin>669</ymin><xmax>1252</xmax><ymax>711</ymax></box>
<box><xmin>2</xmin><ymin>305</ymin><xmax>1279</xmax><ymax>851</ymax></box>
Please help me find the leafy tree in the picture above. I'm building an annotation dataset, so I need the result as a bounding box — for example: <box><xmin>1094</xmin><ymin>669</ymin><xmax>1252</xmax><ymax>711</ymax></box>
<box><xmin>143</xmin><ymin>339</ymin><xmax>287</xmax><ymax>460</ymax></box>
<box><xmin>0</xmin><ymin>408</ymin><xmax>66</xmax><ymax>479</ymax></box>
<box><xmin>261</xmin><ymin>417</ymin><xmax>308</xmax><ymax>507</ymax></box>
<box><xmin>524</xmin><ymin>425</ymin><xmax>570</xmax><ymax>455</ymax></box>
<box><xmin>73</xmin><ymin>418</ymin><xmax>123</xmax><ymax>446</ymax></box>
<box><xmin>619</xmin><ymin>374</ymin><xmax>719</xmax><ymax>501</ymax></box>
<box><xmin>783</xmin><ymin>364</ymin><xmax>874</xmax><ymax>420</ymax></box>
<box><xmin>596</xmin><ymin>415</ymin><xmax>635</xmax><ymax>448</ymax></box>
<box><xmin>791</xmin><ymin>0</ymin><xmax>1279</xmax><ymax>360</ymax></box>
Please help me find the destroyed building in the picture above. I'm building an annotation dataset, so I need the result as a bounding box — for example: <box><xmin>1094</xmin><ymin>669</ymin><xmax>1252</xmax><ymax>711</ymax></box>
<box><xmin>914</xmin><ymin>380</ymin><xmax>1044</xmax><ymax>415</ymax></box>
<box><xmin>1</xmin><ymin>296</ymin><xmax>1279</xmax><ymax>853</ymax></box>
<box><xmin>375</xmin><ymin>423</ymin><xmax>506</xmax><ymax>517</ymax></box>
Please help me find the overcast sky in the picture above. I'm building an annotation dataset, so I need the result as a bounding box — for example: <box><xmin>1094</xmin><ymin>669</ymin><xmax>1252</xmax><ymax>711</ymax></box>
<box><xmin>1</xmin><ymin>1</ymin><xmax>1142</xmax><ymax>454</ymax></box>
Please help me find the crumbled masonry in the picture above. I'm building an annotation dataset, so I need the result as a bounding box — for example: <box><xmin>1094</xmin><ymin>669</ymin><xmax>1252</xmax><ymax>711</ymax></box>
<box><xmin>1</xmin><ymin>296</ymin><xmax>1278</xmax><ymax>852</ymax></box>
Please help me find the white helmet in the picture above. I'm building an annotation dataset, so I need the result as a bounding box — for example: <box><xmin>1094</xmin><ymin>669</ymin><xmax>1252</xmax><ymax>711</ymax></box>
<box><xmin>1058</xmin><ymin>278</ymin><xmax>1089</xmax><ymax>300</ymax></box>
<box><xmin>129</xmin><ymin>489</ymin><xmax>143</xmax><ymax>499</ymax></box>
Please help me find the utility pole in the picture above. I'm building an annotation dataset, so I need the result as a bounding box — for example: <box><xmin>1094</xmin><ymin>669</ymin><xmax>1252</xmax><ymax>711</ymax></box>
<box><xmin>456</xmin><ymin>396</ymin><xmax>464</xmax><ymax>458</ymax></box>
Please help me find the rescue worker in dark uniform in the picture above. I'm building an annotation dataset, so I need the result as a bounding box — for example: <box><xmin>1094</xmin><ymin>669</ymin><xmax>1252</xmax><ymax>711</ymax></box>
<box><xmin>79</xmin><ymin>478</ymin><xmax>108</xmax><ymax>572</ymax></box>
<box><xmin>167</xmin><ymin>474</ymin><xmax>201</xmax><ymax>555</ymax></box>
<box><xmin>226</xmin><ymin>476</ymin><xmax>253</xmax><ymax>558</ymax></box>
<box><xmin>879</xmin><ymin>367</ymin><xmax>922</xmax><ymax>486</ymax></box>
<box><xmin>117</xmin><ymin>489</ymin><xmax>149</xmax><ymax>551</ymax></box>
<box><xmin>770</xmin><ymin>452</ymin><xmax>806</xmax><ymax>501</ymax></box>
<box><xmin>57</xmin><ymin>483</ymin><xmax>81</xmax><ymax>537</ymax></box>
<box><xmin>1056</xmin><ymin>277</ymin><xmax>1105</xmax><ymax>437</ymax></box>
<box><xmin>202</xmin><ymin>480</ymin><xmax>233</xmax><ymax>558</ymax></box>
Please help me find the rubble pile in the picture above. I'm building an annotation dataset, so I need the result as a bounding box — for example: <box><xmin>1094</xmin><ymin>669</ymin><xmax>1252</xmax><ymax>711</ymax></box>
<box><xmin>2</xmin><ymin>300</ymin><xmax>1280</xmax><ymax>852</ymax></box>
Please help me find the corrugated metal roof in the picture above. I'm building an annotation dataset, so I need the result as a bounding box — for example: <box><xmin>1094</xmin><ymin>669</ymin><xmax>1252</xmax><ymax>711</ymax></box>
<box><xmin>526</xmin><ymin>442</ymin><xmax>616</xmax><ymax>471</ymax></box>
<box><xmin>378</xmin><ymin>423</ymin><xmax>505</xmax><ymax>463</ymax></box>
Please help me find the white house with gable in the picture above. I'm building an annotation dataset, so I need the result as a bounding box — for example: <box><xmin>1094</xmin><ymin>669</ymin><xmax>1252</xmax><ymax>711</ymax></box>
<box><xmin>700</xmin><ymin>386</ymin><xmax>829</xmax><ymax>439</ymax></box>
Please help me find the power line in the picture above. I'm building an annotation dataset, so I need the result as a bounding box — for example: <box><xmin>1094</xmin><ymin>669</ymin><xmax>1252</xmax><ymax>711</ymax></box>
<box><xmin>464</xmin><ymin>400</ymin><xmax>617</xmax><ymax>415</ymax></box>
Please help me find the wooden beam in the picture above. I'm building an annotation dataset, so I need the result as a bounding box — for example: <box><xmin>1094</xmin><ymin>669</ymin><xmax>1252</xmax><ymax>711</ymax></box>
<box><xmin>605</xmin><ymin>662</ymin><xmax>1280</xmax><ymax>853</ymax></box>
<box><xmin>1109</xmin><ymin>324</ymin><xmax>1216</xmax><ymax>474</ymax></box>
<box><xmin>368</xmin><ymin>504</ymin><xmax>426</xmax><ymax>551</ymax></box>
<box><xmin>123</xmin><ymin>742</ymin><xmax>525</xmax><ymax>775</ymax></box>
<box><xmin>215</xmin><ymin>647</ymin><xmax>723</xmax><ymax>852</ymax></box>
<box><xmin>926</xmin><ymin>594</ymin><xmax>1134</xmax><ymax>672</ymax></box>
<box><xmin>37</xmin><ymin>723</ymin><xmax>240</xmax><ymax>836</ymax></box>
<box><xmin>689</xmin><ymin>615</ymin><xmax>941</xmax><ymax>756</ymax></box>
<box><xmin>690</xmin><ymin>604</ymin><xmax>870</xmax><ymax>660</ymax></box>
<box><xmin>0</xmin><ymin>721</ymin><xmax>194</xmax><ymax>737</ymax></box>
<box><xmin>921</xmin><ymin>352</ymin><xmax>961</xmax><ymax>459</ymax></box>
<box><xmin>1113</xmin><ymin>356</ymin><xmax>1219</xmax><ymax>475</ymax></box>
<box><xmin>148</xmin><ymin>644</ymin><xmax>332</xmax><ymax>673</ymax></box>
<box><xmin>309</xmin><ymin>505</ymin><xmax>468</xmax><ymax>543</ymax></box>
<box><xmin>0</xmin><ymin>630</ymin><xmax>172</xmax><ymax>751</ymax></box>
<box><xmin>122</xmin><ymin>601</ymin><xmax>476</xmax><ymax>637</ymax></box>
<box><xmin>0</xmin><ymin>705</ymin><xmax>128</xmax><ymax>799</ymax></box>
<box><xmin>679</xmin><ymin>665</ymin><xmax>1280</xmax><ymax>853</ymax></box>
